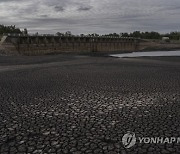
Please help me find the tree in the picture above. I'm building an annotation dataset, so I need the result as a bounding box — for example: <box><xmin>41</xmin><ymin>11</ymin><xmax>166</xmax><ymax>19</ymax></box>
<box><xmin>121</xmin><ymin>33</ymin><xmax>129</xmax><ymax>37</ymax></box>
<box><xmin>56</xmin><ymin>32</ymin><xmax>64</xmax><ymax>36</ymax></box>
<box><xmin>23</xmin><ymin>28</ymin><xmax>28</xmax><ymax>35</ymax></box>
<box><xmin>80</xmin><ymin>34</ymin><xmax>85</xmax><ymax>37</ymax></box>
<box><xmin>65</xmin><ymin>31</ymin><xmax>72</xmax><ymax>36</ymax></box>
<box><xmin>0</xmin><ymin>25</ymin><xmax>22</xmax><ymax>34</ymax></box>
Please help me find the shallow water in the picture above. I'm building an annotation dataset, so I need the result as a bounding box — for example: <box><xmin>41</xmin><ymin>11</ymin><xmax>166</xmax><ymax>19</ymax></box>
<box><xmin>110</xmin><ymin>51</ymin><xmax>180</xmax><ymax>58</ymax></box>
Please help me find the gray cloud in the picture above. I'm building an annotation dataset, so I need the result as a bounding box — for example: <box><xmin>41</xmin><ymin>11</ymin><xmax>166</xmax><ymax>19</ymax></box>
<box><xmin>78</xmin><ymin>6</ymin><xmax>92</xmax><ymax>11</ymax></box>
<box><xmin>0</xmin><ymin>0</ymin><xmax>19</xmax><ymax>2</ymax></box>
<box><xmin>54</xmin><ymin>6</ymin><xmax>65</xmax><ymax>12</ymax></box>
<box><xmin>40</xmin><ymin>15</ymin><xmax>48</xmax><ymax>18</ymax></box>
<box><xmin>0</xmin><ymin>0</ymin><xmax>180</xmax><ymax>34</ymax></box>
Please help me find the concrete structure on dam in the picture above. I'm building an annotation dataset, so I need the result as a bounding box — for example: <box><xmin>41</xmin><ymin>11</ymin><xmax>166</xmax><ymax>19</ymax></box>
<box><xmin>0</xmin><ymin>34</ymin><xmax>140</xmax><ymax>55</ymax></box>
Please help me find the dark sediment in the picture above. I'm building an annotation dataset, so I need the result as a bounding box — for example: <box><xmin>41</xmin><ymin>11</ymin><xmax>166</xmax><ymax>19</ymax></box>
<box><xmin>0</xmin><ymin>54</ymin><xmax>180</xmax><ymax>154</ymax></box>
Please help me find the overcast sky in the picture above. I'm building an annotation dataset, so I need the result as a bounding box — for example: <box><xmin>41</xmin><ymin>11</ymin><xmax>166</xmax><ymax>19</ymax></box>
<box><xmin>0</xmin><ymin>0</ymin><xmax>180</xmax><ymax>34</ymax></box>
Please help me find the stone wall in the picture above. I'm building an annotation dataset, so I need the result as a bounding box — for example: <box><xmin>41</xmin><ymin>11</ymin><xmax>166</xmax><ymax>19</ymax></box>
<box><xmin>1</xmin><ymin>35</ymin><xmax>140</xmax><ymax>55</ymax></box>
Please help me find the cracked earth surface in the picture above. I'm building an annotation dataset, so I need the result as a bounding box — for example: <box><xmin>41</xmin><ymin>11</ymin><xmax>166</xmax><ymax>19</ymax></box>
<box><xmin>0</xmin><ymin>54</ymin><xmax>180</xmax><ymax>154</ymax></box>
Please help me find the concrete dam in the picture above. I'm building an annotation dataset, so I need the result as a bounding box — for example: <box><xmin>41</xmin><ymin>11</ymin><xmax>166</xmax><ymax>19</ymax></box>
<box><xmin>0</xmin><ymin>35</ymin><xmax>140</xmax><ymax>55</ymax></box>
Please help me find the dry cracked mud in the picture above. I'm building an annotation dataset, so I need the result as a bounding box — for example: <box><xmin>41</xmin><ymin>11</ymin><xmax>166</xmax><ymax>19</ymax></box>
<box><xmin>0</xmin><ymin>54</ymin><xmax>180</xmax><ymax>154</ymax></box>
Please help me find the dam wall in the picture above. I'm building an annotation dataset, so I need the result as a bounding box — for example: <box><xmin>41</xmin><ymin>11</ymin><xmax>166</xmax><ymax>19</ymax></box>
<box><xmin>0</xmin><ymin>35</ymin><xmax>140</xmax><ymax>55</ymax></box>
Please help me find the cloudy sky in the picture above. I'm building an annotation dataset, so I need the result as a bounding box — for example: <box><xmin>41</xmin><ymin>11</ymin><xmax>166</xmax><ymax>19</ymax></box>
<box><xmin>0</xmin><ymin>0</ymin><xmax>180</xmax><ymax>34</ymax></box>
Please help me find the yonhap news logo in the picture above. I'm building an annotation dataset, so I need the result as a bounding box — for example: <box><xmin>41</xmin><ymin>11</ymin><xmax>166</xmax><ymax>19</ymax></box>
<box><xmin>122</xmin><ymin>131</ymin><xmax>180</xmax><ymax>149</ymax></box>
<box><xmin>122</xmin><ymin>131</ymin><xmax>136</xmax><ymax>149</ymax></box>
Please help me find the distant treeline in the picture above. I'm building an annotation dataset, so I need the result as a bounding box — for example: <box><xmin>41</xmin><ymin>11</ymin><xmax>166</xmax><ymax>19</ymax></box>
<box><xmin>1</xmin><ymin>24</ymin><xmax>180</xmax><ymax>40</ymax></box>
<box><xmin>0</xmin><ymin>25</ymin><xmax>22</xmax><ymax>34</ymax></box>
<box><xmin>120</xmin><ymin>31</ymin><xmax>180</xmax><ymax>40</ymax></box>
<box><xmin>57</xmin><ymin>31</ymin><xmax>180</xmax><ymax>40</ymax></box>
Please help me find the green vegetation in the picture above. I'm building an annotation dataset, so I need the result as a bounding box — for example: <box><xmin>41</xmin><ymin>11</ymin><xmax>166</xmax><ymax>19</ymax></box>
<box><xmin>163</xmin><ymin>32</ymin><xmax>180</xmax><ymax>40</ymax></box>
<box><xmin>121</xmin><ymin>31</ymin><xmax>180</xmax><ymax>40</ymax></box>
<box><xmin>121</xmin><ymin>31</ymin><xmax>161</xmax><ymax>39</ymax></box>
<box><xmin>1</xmin><ymin>24</ymin><xmax>180</xmax><ymax>40</ymax></box>
<box><xmin>0</xmin><ymin>25</ymin><xmax>22</xmax><ymax>34</ymax></box>
<box><xmin>57</xmin><ymin>31</ymin><xmax>180</xmax><ymax>40</ymax></box>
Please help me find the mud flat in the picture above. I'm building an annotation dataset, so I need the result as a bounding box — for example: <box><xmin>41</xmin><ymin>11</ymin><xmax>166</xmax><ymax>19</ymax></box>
<box><xmin>0</xmin><ymin>54</ymin><xmax>180</xmax><ymax>153</ymax></box>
